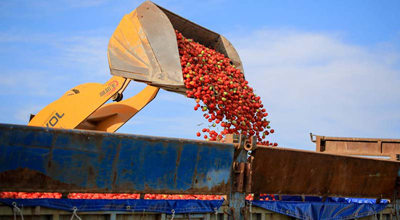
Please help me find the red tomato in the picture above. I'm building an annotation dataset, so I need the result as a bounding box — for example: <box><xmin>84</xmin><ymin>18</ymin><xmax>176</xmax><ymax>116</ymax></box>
<box><xmin>175</xmin><ymin>30</ymin><xmax>276</xmax><ymax>146</ymax></box>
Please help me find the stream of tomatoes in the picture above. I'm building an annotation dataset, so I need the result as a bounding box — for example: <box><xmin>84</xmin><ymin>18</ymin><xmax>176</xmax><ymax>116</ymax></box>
<box><xmin>176</xmin><ymin>31</ymin><xmax>277</xmax><ymax>146</ymax></box>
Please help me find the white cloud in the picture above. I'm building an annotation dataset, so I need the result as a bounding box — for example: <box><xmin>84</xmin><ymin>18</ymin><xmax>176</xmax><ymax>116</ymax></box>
<box><xmin>123</xmin><ymin>113</ymin><xmax>216</xmax><ymax>139</ymax></box>
<box><xmin>55</xmin><ymin>35</ymin><xmax>110</xmax><ymax>78</ymax></box>
<box><xmin>65</xmin><ymin>0</ymin><xmax>110</xmax><ymax>8</ymax></box>
<box><xmin>0</xmin><ymin>0</ymin><xmax>111</xmax><ymax>19</ymax></box>
<box><xmin>0</xmin><ymin>70</ymin><xmax>68</xmax><ymax>97</ymax></box>
<box><xmin>14</xmin><ymin>105</ymin><xmax>44</xmax><ymax>123</ymax></box>
<box><xmin>119</xmin><ymin>89</ymin><xmax>208</xmax><ymax>138</ymax></box>
<box><xmin>228</xmin><ymin>28</ymin><xmax>400</xmax><ymax>150</ymax></box>
<box><xmin>28</xmin><ymin>0</ymin><xmax>109</xmax><ymax>9</ymax></box>
<box><xmin>0</xmin><ymin>30</ymin><xmax>111</xmax><ymax>95</ymax></box>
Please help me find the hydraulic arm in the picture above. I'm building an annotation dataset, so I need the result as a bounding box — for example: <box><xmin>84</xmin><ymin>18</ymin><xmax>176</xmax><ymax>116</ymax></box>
<box><xmin>28</xmin><ymin>76</ymin><xmax>159</xmax><ymax>132</ymax></box>
<box><xmin>28</xmin><ymin>1</ymin><xmax>243</xmax><ymax>132</ymax></box>
<box><xmin>29</xmin><ymin>76</ymin><xmax>129</xmax><ymax>129</ymax></box>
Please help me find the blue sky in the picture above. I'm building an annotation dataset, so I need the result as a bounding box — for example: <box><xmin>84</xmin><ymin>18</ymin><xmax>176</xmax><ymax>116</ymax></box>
<box><xmin>0</xmin><ymin>0</ymin><xmax>399</xmax><ymax>150</ymax></box>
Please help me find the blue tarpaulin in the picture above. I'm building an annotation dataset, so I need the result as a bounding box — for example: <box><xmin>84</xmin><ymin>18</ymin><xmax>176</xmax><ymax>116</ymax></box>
<box><xmin>252</xmin><ymin>197</ymin><xmax>388</xmax><ymax>220</ymax></box>
<box><xmin>0</xmin><ymin>199</ymin><xmax>224</xmax><ymax>214</ymax></box>
<box><xmin>260</xmin><ymin>195</ymin><xmax>389</xmax><ymax>204</ymax></box>
<box><xmin>0</xmin><ymin>197</ymin><xmax>388</xmax><ymax>219</ymax></box>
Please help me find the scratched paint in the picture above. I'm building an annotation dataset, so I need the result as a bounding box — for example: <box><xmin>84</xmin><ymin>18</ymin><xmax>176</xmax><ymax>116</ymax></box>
<box><xmin>0</xmin><ymin>123</ymin><xmax>234</xmax><ymax>194</ymax></box>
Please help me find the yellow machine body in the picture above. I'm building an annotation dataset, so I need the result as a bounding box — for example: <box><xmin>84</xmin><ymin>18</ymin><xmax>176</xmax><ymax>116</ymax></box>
<box><xmin>28</xmin><ymin>1</ymin><xmax>243</xmax><ymax>132</ymax></box>
<box><xmin>76</xmin><ymin>85</ymin><xmax>159</xmax><ymax>132</ymax></box>
<box><xmin>28</xmin><ymin>76</ymin><xmax>128</xmax><ymax>129</ymax></box>
<box><xmin>108</xmin><ymin>1</ymin><xmax>244</xmax><ymax>94</ymax></box>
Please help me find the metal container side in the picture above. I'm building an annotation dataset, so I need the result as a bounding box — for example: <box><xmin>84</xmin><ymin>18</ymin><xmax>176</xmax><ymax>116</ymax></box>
<box><xmin>0</xmin><ymin>123</ymin><xmax>234</xmax><ymax>194</ymax></box>
<box><xmin>312</xmin><ymin>134</ymin><xmax>400</xmax><ymax>160</ymax></box>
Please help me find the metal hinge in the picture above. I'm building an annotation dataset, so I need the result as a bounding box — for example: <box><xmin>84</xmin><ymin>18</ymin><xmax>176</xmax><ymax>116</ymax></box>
<box><xmin>232</xmin><ymin>161</ymin><xmax>252</xmax><ymax>193</ymax></box>
<box><xmin>226</xmin><ymin>134</ymin><xmax>255</xmax><ymax>193</ymax></box>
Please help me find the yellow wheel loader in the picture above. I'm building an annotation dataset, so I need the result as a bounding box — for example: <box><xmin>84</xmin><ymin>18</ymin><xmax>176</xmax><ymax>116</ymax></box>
<box><xmin>28</xmin><ymin>1</ymin><xmax>243</xmax><ymax>132</ymax></box>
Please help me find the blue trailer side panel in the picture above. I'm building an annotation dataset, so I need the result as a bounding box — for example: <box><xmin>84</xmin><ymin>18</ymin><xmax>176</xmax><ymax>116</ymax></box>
<box><xmin>0</xmin><ymin>124</ymin><xmax>233</xmax><ymax>194</ymax></box>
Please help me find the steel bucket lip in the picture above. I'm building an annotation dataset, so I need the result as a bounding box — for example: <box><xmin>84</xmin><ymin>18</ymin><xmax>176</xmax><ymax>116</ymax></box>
<box><xmin>154</xmin><ymin>3</ymin><xmax>219</xmax><ymax>49</ymax></box>
<box><xmin>108</xmin><ymin>1</ymin><xmax>243</xmax><ymax>95</ymax></box>
<box><xmin>153</xmin><ymin>1</ymin><xmax>244</xmax><ymax>72</ymax></box>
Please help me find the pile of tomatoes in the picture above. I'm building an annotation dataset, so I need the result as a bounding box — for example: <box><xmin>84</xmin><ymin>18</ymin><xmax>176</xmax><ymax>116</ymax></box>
<box><xmin>68</xmin><ymin>193</ymin><xmax>140</xmax><ymax>199</ymax></box>
<box><xmin>0</xmin><ymin>192</ymin><xmax>62</xmax><ymax>199</ymax></box>
<box><xmin>0</xmin><ymin>191</ymin><xmax>276</xmax><ymax>201</ymax></box>
<box><xmin>0</xmin><ymin>192</ymin><xmax>223</xmax><ymax>200</ymax></box>
<box><xmin>245</xmin><ymin>194</ymin><xmax>276</xmax><ymax>201</ymax></box>
<box><xmin>176</xmin><ymin>31</ymin><xmax>277</xmax><ymax>146</ymax></box>
<box><xmin>143</xmin><ymin>194</ymin><xmax>223</xmax><ymax>200</ymax></box>
<box><xmin>0</xmin><ymin>192</ymin><xmax>275</xmax><ymax>201</ymax></box>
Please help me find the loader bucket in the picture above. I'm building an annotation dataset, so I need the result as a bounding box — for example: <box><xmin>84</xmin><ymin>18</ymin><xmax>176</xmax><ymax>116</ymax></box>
<box><xmin>107</xmin><ymin>1</ymin><xmax>243</xmax><ymax>94</ymax></box>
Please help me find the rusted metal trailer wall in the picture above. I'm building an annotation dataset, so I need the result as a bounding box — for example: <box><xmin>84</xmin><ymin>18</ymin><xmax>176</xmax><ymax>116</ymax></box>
<box><xmin>0</xmin><ymin>124</ymin><xmax>233</xmax><ymax>194</ymax></box>
<box><xmin>312</xmin><ymin>134</ymin><xmax>400</xmax><ymax>160</ymax></box>
<box><xmin>251</xmin><ymin>146</ymin><xmax>400</xmax><ymax>199</ymax></box>
<box><xmin>2</xmin><ymin>124</ymin><xmax>400</xmax><ymax>219</ymax></box>
<box><xmin>2</xmin><ymin>124</ymin><xmax>399</xmax><ymax>199</ymax></box>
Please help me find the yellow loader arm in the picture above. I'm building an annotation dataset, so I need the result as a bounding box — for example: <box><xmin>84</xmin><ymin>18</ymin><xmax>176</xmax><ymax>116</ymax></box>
<box><xmin>76</xmin><ymin>85</ymin><xmax>159</xmax><ymax>132</ymax></box>
<box><xmin>28</xmin><ymin>0</ymin><xmax>244</xmax><ymax>133</ymax></box>
<box><xmin>28</xmin><ymin>76</ymin><xmax>159</xmax><ymax>132</ymax></box>
<box><xmin>29</xmin><ymin>76</ymin><xmax>128</xmax><ymax>129</ymax></box>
